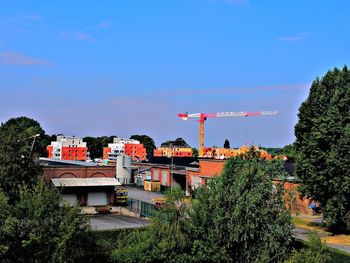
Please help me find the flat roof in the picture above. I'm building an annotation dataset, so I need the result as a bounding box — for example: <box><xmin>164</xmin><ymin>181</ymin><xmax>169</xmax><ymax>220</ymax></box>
<box><xmin>40</xmin><ymin>157</ymin><xmax>98</xmax><ymax>167</ymax></box>
<box><xmin>51</xmin><ymin>177</ymin><xmax>121</xmax><ymax>187</ymax></box>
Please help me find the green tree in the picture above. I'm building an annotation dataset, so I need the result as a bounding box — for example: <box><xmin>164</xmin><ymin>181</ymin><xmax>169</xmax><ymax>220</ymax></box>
<box><xmin>0</xmin><ymin>117</ymin><xmax>48</xmax><ymax>157</ymax></box>
<box><xmin>192</xmin><ymin>148</ymin><xmax>199</xmax><ymax>157</ymax></box>
<box><xmin>223</xmin><ymin>139</ymin><xmax>230</xmax><ymax>149</ymax></box>
<box><xmin>0</xmin><ymin>117</ymin><xmax>43</xmax><ymax>203</ymax></box>
<box><xmin>111</xmin><ymin>187</ymin><xmax>190</xmax><ymax>263</ymax></box>
<box><xmin>294</xmin><ymin>66</ymin><xmax>350</xmax><ymax>232</ymax></box>
<box><xmin>286</xmin><ymin>232</ymin><xmax>331</xmax><ymax>263</ymax></box>
<box><xmin>281</xmin><ymin>144</ymin><xmax>297</xmax><ymax>160</ymax></box>
<box><xmin>189</xmin><ymin>157</ymin><xmax>293</xmax><ymax>262</ymax></box>
<box><xmin>130</xmin><ymin>135</ymin><xmax>156</xmax><ymax>159</ymax></box>
<box><xmin>83</xmin><ymin>136</ymin><xmax>115</xmax><ymax>159</ymax></box>
<box><xmin>0</xmin><ymin>180</ymin><xmax>97</xmax><ymax>263</ymax></box>
<box><xmin>161</xmin><ymin>138</ymin><xmax>191</xmax><ymax>148</ymax></box>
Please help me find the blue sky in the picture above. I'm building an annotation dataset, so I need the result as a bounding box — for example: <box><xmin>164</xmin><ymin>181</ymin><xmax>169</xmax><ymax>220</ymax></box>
<box><xmin>0</xmin><ymin>0</ymin><xmax>349</xmax><ymax>148</ymax></box>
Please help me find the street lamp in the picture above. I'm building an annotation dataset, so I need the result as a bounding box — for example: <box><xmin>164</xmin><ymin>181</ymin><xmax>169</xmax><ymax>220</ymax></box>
<box><xmin>29</xmin><ymin>134</ymin><xmax>40</xmax><ymax>157</ymax></box>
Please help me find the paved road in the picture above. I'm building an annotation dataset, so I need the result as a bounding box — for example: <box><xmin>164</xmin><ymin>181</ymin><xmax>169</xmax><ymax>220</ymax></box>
<box><xmin>125</xmin><ymin>186</ymin><xmax>165</xmax><ymax>204</ymax></box>
<box><xmin>89</xmin><ymin>214</ymin><xmax>150</xmax><ymax>230</ymax></box>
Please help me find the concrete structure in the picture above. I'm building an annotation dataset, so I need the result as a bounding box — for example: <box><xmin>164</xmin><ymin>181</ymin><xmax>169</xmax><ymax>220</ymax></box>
<box><xmin>116</xmin><ymin>155</ymin><xmax>132</xmax><ymax>184</ymax></box>
<box><xmin>47</xmin><ymin>135</ymin><xmax>88</xmax><ymax>161</ymax></box>
<box><xmin>103</xmin><ymin>137</ymin><xmax>146</xmax><ymax>161</ymax></box>
<box><xmin>154</xmin><ymin>147</ymin><xmax>193</xmax><ymax>157</ymax></box>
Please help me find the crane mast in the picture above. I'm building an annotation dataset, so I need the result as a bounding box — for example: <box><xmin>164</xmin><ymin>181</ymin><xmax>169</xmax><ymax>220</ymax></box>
<box><xmin>178</xmin><ymin>111</ymin><xmax>278</xmax><ymax>157</ymax></box>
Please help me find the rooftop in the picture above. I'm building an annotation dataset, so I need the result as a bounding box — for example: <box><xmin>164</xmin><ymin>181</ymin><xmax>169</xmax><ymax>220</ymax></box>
<box><xmin>51</xmin><ymin>177</ymin><xmax>121</xmax><ymax>187</ymax></box>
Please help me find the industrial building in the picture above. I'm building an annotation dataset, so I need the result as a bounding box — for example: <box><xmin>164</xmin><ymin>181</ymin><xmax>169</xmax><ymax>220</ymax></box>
<box><xmin>103</xmin><ymin>137</ymin><xmax>146</xmax><ymax>161</ymax></box>
<box><xmin>47</xmin><ymin>135</ymin><xmax>89</xmax><ymax>161</ymax></box>
<box><xmin>41</xmin><ymin>158</ymin><xmax>119</xmax><ymax>206</ymax></box>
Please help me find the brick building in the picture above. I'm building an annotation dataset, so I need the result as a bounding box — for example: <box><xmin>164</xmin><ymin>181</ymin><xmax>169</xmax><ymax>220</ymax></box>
<box><xmin>41</xmin><ymin>158</ymin><xmax>118</xmax><ymax>206</ymax></box>
<box><xmin>47</xmin><ymin>135</ymin><xmax>88</xmax><ymax>161</ymax></box>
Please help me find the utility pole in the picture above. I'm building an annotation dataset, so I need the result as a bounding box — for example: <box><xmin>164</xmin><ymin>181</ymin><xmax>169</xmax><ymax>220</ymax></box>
<box><xmin>170</xmin><ymin>142</ymin><xmax>174</xmax><ymax>193</ymax></box>
<box><xmin>29</xmin><ymin>134</ymin><xmax>40</xmax><ymax>157</ymax></box>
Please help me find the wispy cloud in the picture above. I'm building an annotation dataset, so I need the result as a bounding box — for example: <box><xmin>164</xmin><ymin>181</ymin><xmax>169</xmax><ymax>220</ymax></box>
<box><xmin>18</xmin><ymin>14</ymin><xmax>42</xmax><ymax>21</ymax></box>
<box><xmin>225</xmin><ymin>0</ymin><xmax>250</xmax><ymax>5</ymax></box>
<box><xmin>0</xmin><ymin>51</ymin><xmax>48</xmax><ymax>66</ymax></box>
<box><xmin>59</xmin><ymin>31</ymin><xmax>93</xmax><ymax>42</ymax></box>
<box><xmin>94</xmin><ymin>21</ymin><xmax>112</xmax><ymax>30</ymax></box>
<box><xmin>277</xmin><ymin>33</ymin><xmax>310</xmax><ymax>43</ymax></box>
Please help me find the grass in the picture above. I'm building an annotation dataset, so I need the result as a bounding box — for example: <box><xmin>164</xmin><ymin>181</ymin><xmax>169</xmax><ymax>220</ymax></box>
<box><xmin>293</xmin><ymin>239</ymin><xmax>350</xmax><ymax>263</ymax></box>
<box><xmin>293</xmin><ymin>216</ymin><xmax>350</xmax><ymax>246</ymax></box>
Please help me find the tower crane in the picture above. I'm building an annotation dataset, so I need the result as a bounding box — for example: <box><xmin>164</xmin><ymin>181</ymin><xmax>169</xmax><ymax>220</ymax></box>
<box><xmin>178</xmin><ymin>111</ymin><xmax>278</xmax><ymax>157</ymax></box>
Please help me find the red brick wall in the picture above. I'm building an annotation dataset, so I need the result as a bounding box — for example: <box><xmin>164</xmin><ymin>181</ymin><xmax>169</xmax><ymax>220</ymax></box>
<box><xmin>281</xmin><ymin>181</ymin><xmax>312</xmax><ymax>214</ymax></box>
<box><xmin>151</xmin><ymin>167</ymin><xmax>171</xmax><ymax>186</ymax></box>
<box><xmin>199</xmin><ymin>159</ymin><xmax>225</xmax><ymax>177</ymax></box>
<box><xmin>43</xmin><ymin>166</ymin><xmax>116</xmax><ymax>183</ymax></box>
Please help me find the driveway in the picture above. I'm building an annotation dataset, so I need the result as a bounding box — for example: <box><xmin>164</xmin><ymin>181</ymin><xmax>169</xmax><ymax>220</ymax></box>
<box><xmin>294</xmin><ymin>225</ymin><xmax>350</xmax><ymax>254</ymax></box>
<box><xmin>89</xmin><ymin>214</ymin><xmax>150</xmax><ymax>230</ymax></box>
<box><xmin>125</xmin><ymin>186</ymin><xmax>165</xmax><ymax>204</ymax></box>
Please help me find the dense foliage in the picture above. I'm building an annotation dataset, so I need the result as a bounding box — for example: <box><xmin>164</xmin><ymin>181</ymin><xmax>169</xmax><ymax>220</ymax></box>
<box><xmin>294</xmin><ymin>66</ymin><xmax>350</xmax><ymax>232</ymax></box>
<box><xmin>111</xmin><ymin>188</ymin><xmax>190</xmax><ymax>263</ymax></box>
<box><xmin>83</xmin><ymin>136</ymin><xmax>115</xmax><ymax>159</ymax></box>
<box><xmin>281</xmin><ymin>144</ymin><xmax>297</xmax><ymax>160</ymax></box>
<box><xmin>161</xmin><ymin>137</ymin><xmax>191</xmax><ymax>148</ymax></box>
<box><xmin>189</xmin><ymin>157</ymin><xmax>293</xmax><ymax>263</ymax></box>
<box><xmin>286</xmin><ymin>232</ymin><xmax>331</xmax><ymax>263</ymax></box>
<box><xmin>223</xmin><ymin>139</ymin><xmax>230</xmax><ymax>148</ymax></box>
<box><xmin>130</xmin><ymin>135</ymin><xmax>156</xmax><ymax>159</ymax></box>
<box><xmin>112</xmin><ymin>157</ymin><xmax>294</xmax><ymax>263</ymax></box>
<box><xmin>0</xmin><ymin>180</ymin><xmax>97</xmax><ymax>263</ymax></box>
<box><xmin>0</xmin><ymin>117</ymin><xmax>43</xmax><ymax>203</ymax></box>
<box><xmin>0</xmin><ymin>117</ymin><xmax>98</xmax><ymax>262</ymax></box>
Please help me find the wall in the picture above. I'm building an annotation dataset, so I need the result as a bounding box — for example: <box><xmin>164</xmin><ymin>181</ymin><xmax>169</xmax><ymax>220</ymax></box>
<box><xmin>199</xmin><ymin>159</ymin><xmax>225</xmax><ymax>177</ymax></box>
<box><xmin>43</xmin><ymin>166</ymin><xmax>116</xmax><ymax>182</ymax></box>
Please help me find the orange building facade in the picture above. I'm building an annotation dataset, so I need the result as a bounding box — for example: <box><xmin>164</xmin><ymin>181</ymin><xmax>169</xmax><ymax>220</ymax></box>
<box><xmin>103</xmin><ymin>137</ymin><xmax>147</xmax><ymax>161</ymax></box>
<box><xmin>153</xmin><ymin>147</ymin><xmax>193</xmax><ymax>157</ymax></box>
<box><xmin>124</xmin><ymin>143</ymin><xmax>146</xmax><ymax>161</ymax></box>
<box><xmin>46</xmin><ymin>135</ymin><xmax>88</xmax><ymax>161</ymax></box>
<box><xmin>47</xmin><ymin>146</ymin><xmax>88</xmax><ymax>161</ymax></box>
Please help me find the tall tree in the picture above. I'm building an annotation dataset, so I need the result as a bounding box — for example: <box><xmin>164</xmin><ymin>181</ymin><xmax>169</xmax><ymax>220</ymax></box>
<box><xmin>294</xmin><ymin>66</ymin><xmax>350</xmax><ymax>232</ymax></box>
<box><xmin>0</xmin><ymin>117</ymin><xmax>43</xmax><ymax>203</ymax></box>
<box><xmin>0</xmin><ymin>117</ymin><xmax>47</xmax><ymax>157</ymax></box>
<box><xmin>223</xmin><ymin>139</ymin><xmax>230</xmax><ymax>149</ymax></box>
<box><xmin>0</xmin><ymin>180</ymin><xmax>97</xmax><ymax>262</ymax></box>
<box><xmin>83</xmin><ymin>136</ymin><xmax>115</xmax><ymax>159</ymax></box>
<box><xmin>161</xmin><ymin>137</ymin><xmax>191</xmax><ymax>148</ymax></box>
<box><xmin>189</xmin><ymin>157</ymin><xmax>293</xmax><ymax>262</ymax></box>
<box><xmin>130</xmin><ymin>135</ymin><xmax>156</xmax><ymax>159</ymax></box>
<box><xmin>111</xmin><ymin>187</ymin><xmax>190</xmax><ymax>263</ymax></box>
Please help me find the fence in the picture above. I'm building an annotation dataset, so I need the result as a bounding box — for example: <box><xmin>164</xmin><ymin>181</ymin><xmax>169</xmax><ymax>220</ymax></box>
<box><xmin>127</xmin><ymin>197</ymin><xmax>155</xmax><ymax>217</ymax></box>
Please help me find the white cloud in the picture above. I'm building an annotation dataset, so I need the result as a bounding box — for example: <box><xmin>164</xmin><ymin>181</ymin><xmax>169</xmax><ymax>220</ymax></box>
<box><xmin>277</xmin><ymin>33</ymin><xmax>310</xmax><ymax>43</ymax></box>
<box><xmin>19</xmin><ymin>14</ymin><xmax>42</xmax><ymax>21</ymax></box>
<box><xmin>59</xmin><ymin>31</ymin><xmax>93</xmax><ymax>42</ymax></box>
<box><xmin>0</xmin><ymin>51</ymin><xmax>48</xmax><ymax>66</ymax></box>
<box><xmin>94</xmin><ymin>21</ymin><xmax>112</xmax><ymax>30</ymax></box>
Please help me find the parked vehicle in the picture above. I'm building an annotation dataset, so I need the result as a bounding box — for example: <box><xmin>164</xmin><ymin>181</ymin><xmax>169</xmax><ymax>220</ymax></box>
<box><xmin>115</xmin><ymin>188</ymin><xmax>128</xmax><ymax>206</ymax></box>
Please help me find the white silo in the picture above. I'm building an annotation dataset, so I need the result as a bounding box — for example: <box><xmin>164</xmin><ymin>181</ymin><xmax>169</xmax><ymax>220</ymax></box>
<box><xmin>116</xmin><ymin>155</ymin><xmax>132</xmax><ymax>184</ymax></box>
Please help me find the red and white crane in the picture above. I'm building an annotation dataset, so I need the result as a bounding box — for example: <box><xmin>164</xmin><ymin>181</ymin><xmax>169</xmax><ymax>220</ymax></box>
<box><xmin>178</xmin><ymin>111</ymin><xmax>278</xmax><ymax>157</ymax></box>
